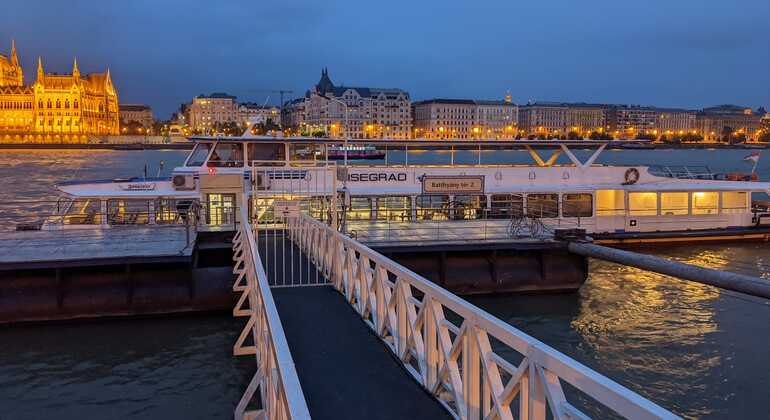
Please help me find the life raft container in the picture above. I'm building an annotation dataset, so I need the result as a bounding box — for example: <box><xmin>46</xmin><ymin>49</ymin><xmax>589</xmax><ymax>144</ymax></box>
<box><xmin>715</xmin><ymin>172</ymin><xmax>758</xmax><ymax>182</ymax></box>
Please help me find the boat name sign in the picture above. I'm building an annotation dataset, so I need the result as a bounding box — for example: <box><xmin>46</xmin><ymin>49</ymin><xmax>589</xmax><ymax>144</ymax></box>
<box><xmin>120</xmin><ymin>182</ymin><xmax>156</xmax><ymax>191</ymax></box>
<box><xmin>422</xmin><ymin>175</ymin><xmax>484</xmax><ymax>194</ymax></box>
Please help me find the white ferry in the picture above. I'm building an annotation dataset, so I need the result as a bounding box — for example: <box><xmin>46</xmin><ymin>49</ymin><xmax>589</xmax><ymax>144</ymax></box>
<box><xmin>49</xmin><ymin>135</ymin><xmax>770</xmax><ymax>244</ymax></box>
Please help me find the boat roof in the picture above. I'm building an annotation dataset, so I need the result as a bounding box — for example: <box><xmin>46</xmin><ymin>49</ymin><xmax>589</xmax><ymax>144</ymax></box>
<box><xmin>186</xmin><ymin>135</ymin><xmax>642</xmax><ymax>148</ymax></box>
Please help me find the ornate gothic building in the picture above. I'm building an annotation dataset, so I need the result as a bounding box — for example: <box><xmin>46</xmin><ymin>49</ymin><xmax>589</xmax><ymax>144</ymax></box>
<box><xmin>0</xmin><ymin>40</ymin><xmax>120</xmax><ymax>142</ymax></box>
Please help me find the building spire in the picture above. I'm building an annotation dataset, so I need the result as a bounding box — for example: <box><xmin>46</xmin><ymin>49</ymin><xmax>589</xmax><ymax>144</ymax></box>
<box><xmin>72</xmin><ymin>57</ymin><xmax>80</xmax><ymax>79</ymax></box>
<box><xmin>10</xmin><ymin>39</ymin><xmax>18</xmax><ymax>65</ymax></box>
<box><xmin>36</xmin><ymin>56</ymin><xmax>44</xmax><ymax>82</ymax></box>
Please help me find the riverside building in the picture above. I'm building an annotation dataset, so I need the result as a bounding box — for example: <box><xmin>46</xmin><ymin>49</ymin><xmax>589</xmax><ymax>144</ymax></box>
<box><xmin>0</xmin><ymin>40</ymin><xmax>120</xmax><ymax>143</ymax></box>
<box><xmin>303</xmin><ymin>68</ymin><xmax>412</xmax><ymax>139</ymax></box>
<box><xmin>412</xmin><ymin>98</ymin><xmax>518</xmax><ymax>139</ymax></box>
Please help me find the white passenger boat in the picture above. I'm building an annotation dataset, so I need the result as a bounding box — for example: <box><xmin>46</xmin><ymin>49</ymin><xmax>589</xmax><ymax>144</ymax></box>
<box><xmin>49</xmin><ymin>134</ymin><xmax>770</xmax><ymax>244</ymax></box>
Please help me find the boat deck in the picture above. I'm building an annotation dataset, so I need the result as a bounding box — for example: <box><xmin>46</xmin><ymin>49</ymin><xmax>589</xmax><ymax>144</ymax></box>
<box><xmin>0</xmin><ymin>226</ymin><xmax>196</xmax><ymax>269</ymax></box>
<box><xmin>346</xmin><ymin>219</ymin><xmax>558</xmax><ymax>246</ymax></box>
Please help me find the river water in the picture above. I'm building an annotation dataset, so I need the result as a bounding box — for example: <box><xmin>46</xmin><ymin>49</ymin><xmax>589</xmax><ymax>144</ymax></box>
<box><xmin>0</xmin><ymin>148</ymin><xmax>769</xmax><ymax>419</ymax></box>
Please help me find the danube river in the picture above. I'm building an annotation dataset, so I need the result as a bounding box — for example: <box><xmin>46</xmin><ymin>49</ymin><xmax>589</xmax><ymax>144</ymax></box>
<box><xmin>0</xmin><ymin>148</ymin><xmax>769</xmax><ymax>419</ymax></box>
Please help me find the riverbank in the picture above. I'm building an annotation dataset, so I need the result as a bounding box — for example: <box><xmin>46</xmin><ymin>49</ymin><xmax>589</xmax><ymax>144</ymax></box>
<box><xmin>0</xmin><ymin>143</ymin><xmax>193</xmax><ymax>150</ymax></box>
<box><xmin>0</xmin><ymin>141</ymin><xmax>765</xmax><ymax>151</ymax></box>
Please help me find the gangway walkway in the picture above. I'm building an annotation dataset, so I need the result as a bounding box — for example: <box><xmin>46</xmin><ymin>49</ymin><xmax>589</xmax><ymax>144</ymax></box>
<box><xmin>257</xmin><ymin>232</ymin><xmax>450</xmax><ymax>418</ymax></box>
<box><xmin>231</xmin><ymin>205</ymin><xmax>679</xmax><ymax>420</ymax></box>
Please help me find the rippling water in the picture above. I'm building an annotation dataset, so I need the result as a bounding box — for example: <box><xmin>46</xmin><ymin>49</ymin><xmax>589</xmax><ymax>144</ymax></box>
<box><xmin>1</xmin><ymin>148</ymin><xmax>769</xmax><ymax>418</ymax></box>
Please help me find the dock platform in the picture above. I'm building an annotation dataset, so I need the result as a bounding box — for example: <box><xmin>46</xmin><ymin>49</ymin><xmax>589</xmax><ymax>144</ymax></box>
<box><xmin>0</xmin><ymin>226</ymin><xmax>195</xmax><ymax>269</ymax></box>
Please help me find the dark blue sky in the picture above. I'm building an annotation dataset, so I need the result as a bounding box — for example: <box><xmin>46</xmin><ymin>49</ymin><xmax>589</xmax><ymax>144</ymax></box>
<box><xmin>2</xmin><ymin>0</ymin><xmax>768</xmax><ymax>119</ymax></box>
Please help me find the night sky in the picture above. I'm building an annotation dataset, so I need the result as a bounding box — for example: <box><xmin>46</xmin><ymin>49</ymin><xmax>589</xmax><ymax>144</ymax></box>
<box><xmin>2</xmin><ymin>0</ymin><xmax>768</xmax><ymax>119</ymax></box>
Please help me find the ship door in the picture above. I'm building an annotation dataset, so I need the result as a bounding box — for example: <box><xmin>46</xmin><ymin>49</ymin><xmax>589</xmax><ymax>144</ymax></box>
<box><xmin>206</xmin><ymin>193</ymin><xmax>236</xmax><ymax>226</ymax></box>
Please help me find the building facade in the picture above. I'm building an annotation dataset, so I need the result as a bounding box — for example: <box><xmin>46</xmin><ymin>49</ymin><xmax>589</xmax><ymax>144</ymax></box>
<box><xmin>696</xmin><ymin>105</ymin><xmax>762</xmax><ymax>142</ymax></box>
<box><xmin>655</xmin><ymin>108</ymin><xmax>697</xmax><ymax>136</ymax></box>
<box><xmin>303</xmin><ymin>68</ymin><xmax>412</xmax><ymax>139</ymax></box>
<box><xmin>412</xmin><ymin>98</ymin><xmax>518</xmax><ymax>139</ymax></box>
<box><xmin>0</xmin><ymin>41</ymin><xmax>120</xmax><ymax>143</ymax></box>
<box><xmin>187</xmin><ymin>92</ymin><xmax>238</xmax><ymax>133</ymax></box>
<box><xmin>238</xmin><ymin>102</ymin><xmax>280</xmax><ymax>126</ymax></box>
<box><xmin>607</xmin><ymin>106</ymin><xmax>658</xmax><ymax>137</ymax></box>
<box><xmin>119</xmin><ymin>104</ymin><xmax>154</xmax><ymax>129</ymax></box>
<box><xmin>566</xmin><ymin>104</ymin><xmax>607</xmax><ymax>134</ymax></box>
<box><xmin>518</xmin><ymin>102</ymin><xmax>569</xmax><ymax>136</ymax></box>
<box><xmin>281</xmin><ymin>98</ymin><xmax>306</xmax><ymax>133</ymax></box>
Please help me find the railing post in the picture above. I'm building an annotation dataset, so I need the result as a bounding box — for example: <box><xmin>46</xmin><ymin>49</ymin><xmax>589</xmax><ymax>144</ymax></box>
<box><xmin>464</xmin><ymin>324</ymin><xmax>481</xmax><ymax>420</ymax></box>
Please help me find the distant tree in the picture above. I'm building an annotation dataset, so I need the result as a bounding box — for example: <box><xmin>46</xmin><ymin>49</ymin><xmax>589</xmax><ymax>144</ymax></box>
<box><xmin>681</xmin><ymin>133</ymin><xmax>704</xmax><ymax>142</ymax></box>
<box><xmin>514</xmin><ymin>134</ymin><xmax>522</xmax><ymax>140</ymax></box>
<box><xmin>566</xmin><ymin>131</ymin><xmax>581</xmax><ymax>140</ymax></box>
<box><xmin>537</xmin><ymin>134</ymin><xmax>547</xmax><ymax>140</ymax></box>
<box><xmin>527</xmin><ymin>134</ymin><xmax>537</xmax><ymax>140</ymax></box>
<box><xmin>759</xmin><ymin>131</ymin><xmax>770</xmax><ymax>142</ymax></box>
<box><xmin>731</xmin><ymin>133</ymin><xmax>747</xmax><ymax>144</ymax></box>
<box><xmin>588</xmin><ymin>131</ymin><xmax>613</xmax><ymax>140</ymax></box>
<box><xmin>635</xmin><ymin>132</ymin><xmax>656</xmax><ymax>140</ymax></box>
<box><xmin>720</xmin><ymin>126</ymin><xmax>734</xmax><ymax>143</ymax></box>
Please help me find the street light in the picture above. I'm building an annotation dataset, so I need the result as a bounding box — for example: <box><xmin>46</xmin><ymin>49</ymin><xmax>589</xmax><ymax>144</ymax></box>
<box><xmin>327</xmin><ymin>97</ymin><xmax>349</xmax><ymax>165</ymax></box>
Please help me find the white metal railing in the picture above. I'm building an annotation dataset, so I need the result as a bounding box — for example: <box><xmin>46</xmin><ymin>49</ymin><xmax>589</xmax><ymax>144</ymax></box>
<box><xmin>288</xmin><ymin>212</ymin><xmax>679</xmax><ymax>420</ymax></box>
<box><xmin>232</xmin><ymin>207</ymin><xmax>310</xmax><ymax>420</ymax></box>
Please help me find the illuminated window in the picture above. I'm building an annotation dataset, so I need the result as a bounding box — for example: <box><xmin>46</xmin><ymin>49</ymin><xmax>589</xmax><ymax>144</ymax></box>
<box><xmin>596</xmin><ymin>190</ymin><xmax>625</xmax><ymax>216</ymax></box>
<box><xmin>107</xmin><ymin>199</ymin><xmax>150</xmax><ymax>225</ymax></box>
<box><xmin>526</xmin><ymin>194</ymin><xmax>559</xmax><ymax>218</ymax></box>
<box><xmin>563</xmin><ymin>193</ymin><xmax>593</xmax><ymax>217</ymax></box>
<box><xmin>722</xmin><ymin>191</ymin><xmax>748</xmax><ymax>213</ymax></box>
<box><xmin>452</xmin><ymin>195</ymin><xmax>487</xmax><ymax>220</ymax></box>
<box><xmin>628</xmin><ymin>192</ymin><xmax>658</xmax><ymax>216</ymax></box>
<box><xmin>347</xmin><ymin>197</ymin><xmax>372</xmax><ymax>221</ymax></box>
<box><xmin>660</xmin><ymin>192</ymin><xmax>689</xmax><ymax>215</ymax></box>
<box><xmin>376</xmin><ymin>196</ymin><xmax>411</xmax><ymax>221</ymax></box>
<box><xmin>416</xmin><ymin>195</ymin><xmax>449</xmax><ymax>220</ymax></box>
<box><xmin>692</xmin><ymin>192</ymin><xmax>718</xmax><ymax>215</ymax></box>
<box><xmin>489</xmin><ymin>194</ymin><xmax>523</xmax><ymax>219</ymax></box>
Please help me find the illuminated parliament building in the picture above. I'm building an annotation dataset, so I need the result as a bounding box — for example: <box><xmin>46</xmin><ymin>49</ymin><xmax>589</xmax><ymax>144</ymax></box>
<box><xmin>0</xmin><ymin>40</ymin><xmax>119</xmax><ymax>142</ymax></box>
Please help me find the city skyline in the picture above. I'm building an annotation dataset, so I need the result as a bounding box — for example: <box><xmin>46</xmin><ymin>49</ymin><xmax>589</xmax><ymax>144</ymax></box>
<box><xmin>1</xmin><ymin>0</ymin><xmax>768</xmax><ymax>119</ymax></box>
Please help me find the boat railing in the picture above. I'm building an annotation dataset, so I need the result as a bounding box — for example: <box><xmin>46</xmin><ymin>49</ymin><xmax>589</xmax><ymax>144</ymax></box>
<box><xmin>648</xmin><ymin>165</ymin><xmax>715</xmax><ymax>180</ymax></box>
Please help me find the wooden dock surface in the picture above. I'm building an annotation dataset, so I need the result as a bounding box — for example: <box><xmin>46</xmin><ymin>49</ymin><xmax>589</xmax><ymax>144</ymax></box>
<box><xmin>0</xmin><ymin>226</ymin><xmax>195</xmax><ymax>268</ymax></box>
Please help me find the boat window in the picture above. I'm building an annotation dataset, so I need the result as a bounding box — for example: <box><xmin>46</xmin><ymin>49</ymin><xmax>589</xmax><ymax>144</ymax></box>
<box><xmin>416</xmin><ymin>195</ymin><xmax>449</xmax><ymax>220</ymax></box>
<box><xmin>63</xmin><ymin>199</ymin><xmax>102</xmax><ymax>225</ymax></box>
<box><xmin>526</xmin><ymin>194</ymin><xmax>559</xmax><ymax>218</ymax></box>
<box><xmin>289</xmin><ymin>143</ymin><xmax>326</xmax><ymax>165</ymax></box>
<box><xmin>252</xmin><ymin>197</ymin><xmax>278</xmax><ymax>224</ymax></box>
<box><xmin>186</xmin><ymin>142</ymin><xmax>212</xmax><ymax>167</ymax></box>
<box><xmin>562</xmin><ymin>193</ymin><xmax>593</xmax><ymax>218</ymax></box>
<box><xmin>628</xmin><ymin>192</ymin><xmax>658</xmax><ymax>216</ymax></box>
<box><xmin>722</xmin><ymin>191</ymin><xmax>748</xmax><ymax>214</ymax></box>
<box><xmin>157</xmin><ymin>199</ymin><xmax>181</xmax><ymax>224</ymax></box>
<box><xmin>248</xmin><ymin>143</ymin><xmax>285</xmax><ymax>166</ymax></box>
<box><xmin>309</xmin><ymin>196</ymin><xmax>329</xmax><ymax>221</ymax></box>
<box><xmin>660</xmin><ymin>192</ymin><xmax>689</xmax><ymax>215</ymax></box>
<box><xmin>596</xmin><ymin>190</ymin><xmax>625</xmax><ymax>216</ymax></box>
<box><xmin>376</xmin><ymin>196</ymin><xmax>411</xmax><ymax>221</ymax></box>
<box><xmin>452</xmin><ymin>195</ymin><xmax>487</xmax><ymax>220</ymax></box>
<box><xmin>108</xmin><ymin>199</ymin><xmax>150</xmax><ymax>225</ymax></box>
<box><xmin>207</xmin><ymin>143</ymin><xmax>244</xmax><ymax>167</ymax></box>
<box><xmin>489</xmin><ymin>194</ymin><xmax>524</xmax><ymax>219</ymax></box>
<box><xmin>207</xmin><ymin>193</ymin><xmax>236</xmax><ymax>225</ymax></box>
<box><xmin>692</xmin><ymin>192</ymin><xmax>718</xmax><ymax>215</ymax></box>
<box><xmin>347</xmin><ymin>197</ymin><xmax>372</xmax><ymax>220</ymax></box>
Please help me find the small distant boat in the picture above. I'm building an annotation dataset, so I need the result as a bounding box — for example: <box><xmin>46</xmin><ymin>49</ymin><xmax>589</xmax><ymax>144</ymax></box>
<box><xmin>743</xmin><ymin>144</ymin><xmax>766</xmax><ymax>149</ymax></box>
<box><xmin>327</xmin><ymin>145</ymin><xmax>385</xmax><ymax>160</ymax></box>
<box><xmin>620</xmin><ymin>142</ymin><xmax>655</xmax><ymax>150</ymax></box>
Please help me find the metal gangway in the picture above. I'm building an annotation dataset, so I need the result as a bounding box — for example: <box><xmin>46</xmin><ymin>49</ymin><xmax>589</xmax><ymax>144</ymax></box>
<box><xmin>230</xmin><ymin>199</ymin><xmax>679</xmax><ymax>419</ymax></box>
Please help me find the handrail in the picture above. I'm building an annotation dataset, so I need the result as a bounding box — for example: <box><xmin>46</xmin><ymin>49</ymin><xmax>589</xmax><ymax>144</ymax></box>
<box><xmin>232</xmin><ymin>206</ymin><xmax>310</xmax><ymax>420</ymax></box>
<box><xmin>288</xmin><ymin>212</ymin><xmax>679</xmax><ymax>420</ymax></box>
